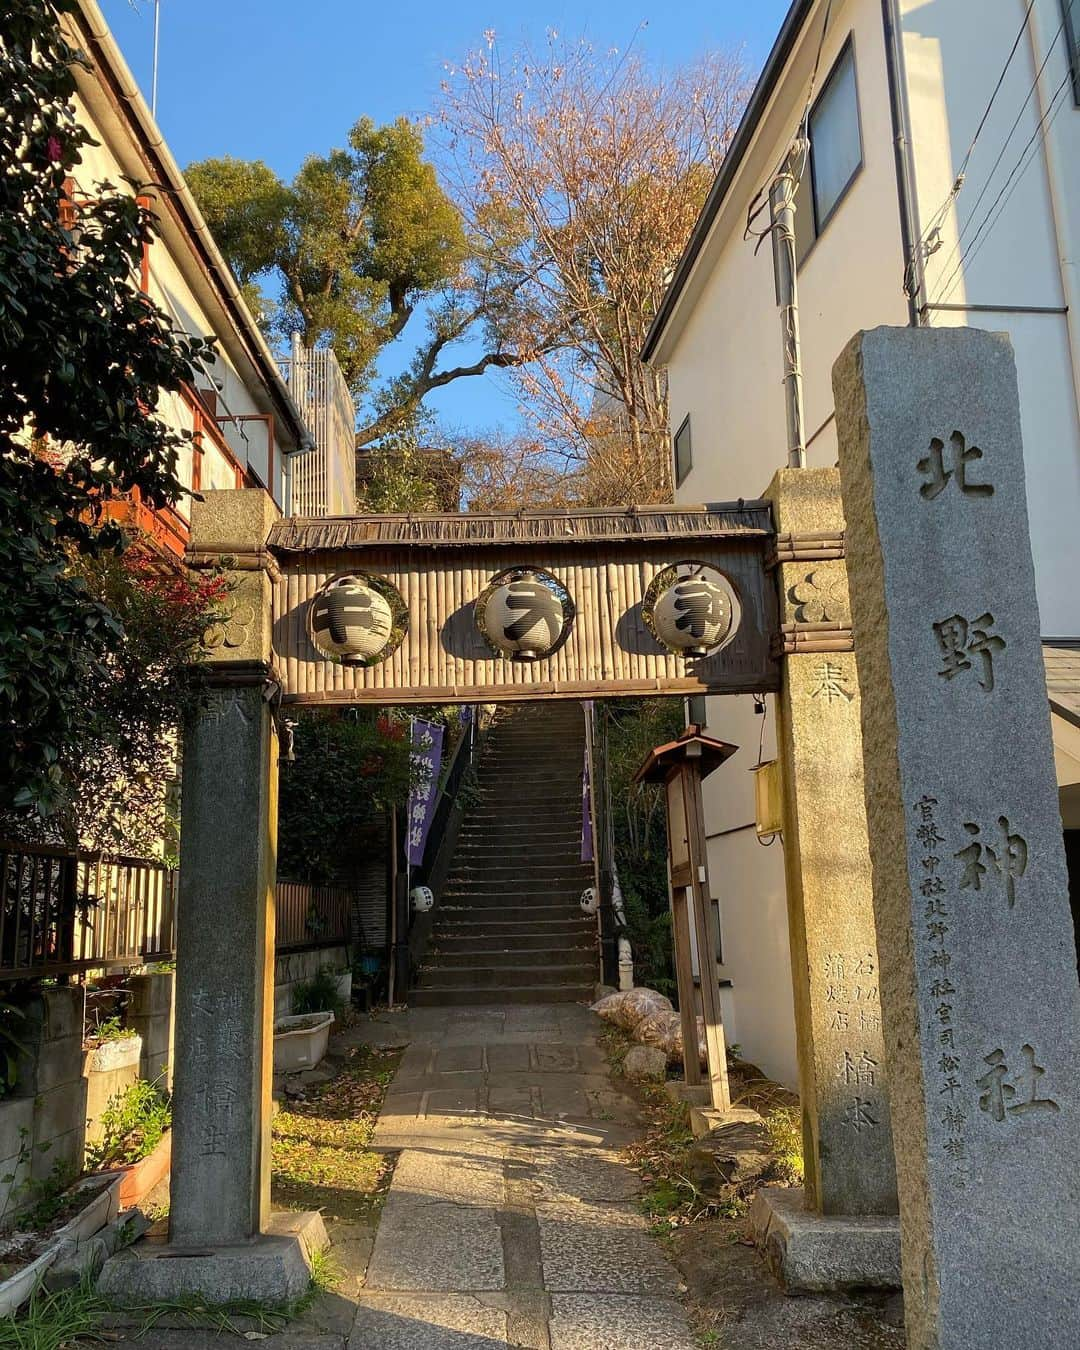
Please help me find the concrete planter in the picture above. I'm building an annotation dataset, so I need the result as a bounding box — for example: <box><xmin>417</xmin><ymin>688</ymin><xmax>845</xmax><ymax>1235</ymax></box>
<box><xmin>89</xmin><ymin>1131</ymin><xmax>171</xmax><ymax>1212</ymax></box>
<box><xmin>84</xmin><ymin>1036</ymin><xmax>141</xmax><ymax>1076</ymax></box>
<box><xmin>0</xmin><ymin>1244</ymin><xmax>59</xmax><ymax>1318</ymax></box>
<box><xmin>0</xmin><ymin>1172</ymin><xmax>121</xmax><ymax>1317</ymax></box>
<box><xmin>53</xmin><ymin>1173</ymin><xmax>122</xmax><ymax>1244</ymax></box>
<box><xmin>273</xmin><ymin>1012</ymin><xmax>334</xmax><ymax>1073</ymax></box>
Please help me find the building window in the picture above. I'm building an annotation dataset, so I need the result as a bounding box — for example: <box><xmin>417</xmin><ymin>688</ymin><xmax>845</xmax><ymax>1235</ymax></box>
<box><xmin>674</xmin><ymin>415</ymin><xmax>692</xmax><ymax>487</ymax></box>
<box><xmin>1065</xmin><ymin>0</ymin><xmax>1080</xmax><ymax>106</ymax></box>
<box><xmin>794</xmin><ymin>38</ymin><xmax>863</xmax><ymax>262</ymax></box>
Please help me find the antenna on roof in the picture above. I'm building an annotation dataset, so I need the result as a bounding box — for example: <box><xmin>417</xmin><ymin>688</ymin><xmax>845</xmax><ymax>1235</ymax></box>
<box><xmin>128</xmin><ymin>0</ymin><xmax>161</xmax><ymax>118</ymax></box>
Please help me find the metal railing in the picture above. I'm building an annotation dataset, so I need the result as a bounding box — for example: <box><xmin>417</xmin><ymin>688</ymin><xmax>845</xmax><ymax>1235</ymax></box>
<box><xmin>0</xmin><ymin>841</ymin><xmax>177</xmax><ymax>982</ymax></box>
<box><xmin>276</xmin><ymin>880</ymin><xmax>353</xmax><ymax>951</ymax></box>
<box><xmin>278</xmin><ymin>340</ymin><xmax>357</xmax><ymax>517</ymax></box>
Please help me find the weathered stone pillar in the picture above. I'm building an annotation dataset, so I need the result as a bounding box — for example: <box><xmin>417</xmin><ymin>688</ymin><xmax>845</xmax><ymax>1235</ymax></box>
<box><xmin>765</xmin><ymin>468</ymin><xmax>897</xmax><ymax>1219</ymax></box>
<box><xmin>101</xmin><ymin>489</ymin><xmax>324</xmax><ymax>1301</ymax></box>
<box><xmin>169</xmin><ymin>489</ymin><xmax>279</xmax><ymax>1247</ymax></box>
<box><xmin>835</xmin><ymin>326</ymin><xmax>1080</xmax><ymax>1348</ymax></box>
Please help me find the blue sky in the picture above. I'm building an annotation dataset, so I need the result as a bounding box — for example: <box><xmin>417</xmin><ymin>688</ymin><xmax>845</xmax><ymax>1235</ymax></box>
<box><xmin>99</xmin><ymin>0</ymin><xmax>791</xmax><ymax>435</ymax></box>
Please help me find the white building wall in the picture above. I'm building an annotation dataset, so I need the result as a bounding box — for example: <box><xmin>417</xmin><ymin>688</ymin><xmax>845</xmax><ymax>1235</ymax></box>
<box><xmin>659</xmin><ymin>0</ymin><xmax>1080</xmax><ymax>1087</ymax></box>
<box><xmin>69</xmin><ymin>90</ymin><xmax>289</xmax><ymax>507</ymax></box>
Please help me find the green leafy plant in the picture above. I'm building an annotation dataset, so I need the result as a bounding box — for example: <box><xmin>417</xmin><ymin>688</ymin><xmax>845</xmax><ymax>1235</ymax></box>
<box><xmin>278</xmin><ymin>709</ymin><xmax>414</xmax><ymax>883</ymax></box>
<box><xmin>83</xmin><ymin>1014</ymin><xmax>136</xmax><ymax>1048</ymax></box>
<box><xmin>0</xmin><ymin>0</ymin><xmax>216</xmax><ymax>820</ymax></box>
<box><xmin>85</xmin><ymin>1077</ymin><xmax>171</xmax><ymax>1172</ymax></box>
<box><xmin>763</xmin><ymin>1106</ymin><xmax>804</xmax><ymax>1184</ymax></box>
<box><xmin>600</xmin><ymin>698</ymin><xmax>684</xmax><ymax>994</ymax></box>
<box><xmin>292</xmin><ymin>967</ymin><xmax>346</xmax><ymax>1018</ymax></box>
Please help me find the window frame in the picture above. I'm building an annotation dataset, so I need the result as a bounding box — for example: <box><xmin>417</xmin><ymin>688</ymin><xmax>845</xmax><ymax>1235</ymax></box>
<box><xmin>795</xmin><ymin>34</ymin><xmax>864</xmax><ymax>264</ymax></box>
<box><xmin>1064</xmin><ymin>0</ymin><xmax>1080</xmax><ymax>106</ymax></box>
<box><xmin>673</xmin><ymin>414</ymin><xmax>693</xmax><ymax>489</ymax></box>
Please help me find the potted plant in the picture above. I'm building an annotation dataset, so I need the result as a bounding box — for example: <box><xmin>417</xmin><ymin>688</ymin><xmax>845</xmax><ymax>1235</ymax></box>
<box><xmin>84</xmin><ymin>1077</ymin><xmax>171</xmax><ymax>1211</ymax></box>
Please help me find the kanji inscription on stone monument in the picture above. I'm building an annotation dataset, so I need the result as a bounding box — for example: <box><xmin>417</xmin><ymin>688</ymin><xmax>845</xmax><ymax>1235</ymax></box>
<box><xmin>835</xmin><ymin>327</ymin><xmax>1080</xmax><ymax>1350</ymax></box>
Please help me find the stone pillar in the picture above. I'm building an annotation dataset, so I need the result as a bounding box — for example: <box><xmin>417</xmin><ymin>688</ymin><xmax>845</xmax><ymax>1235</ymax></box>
<box><xmin>764</xmin><ymin>467</ymin><xmax>897</xmax><ymax>1219</ymax></box>
<box><xmin>169</xmin><ymin>490</ymin><xmax>280</xmax><ymax>1248</ymax></box>
<box><xmin>834</xmin><ymin>326</ymin><xmax>1080</xmax><ymax>1348</ymax></box>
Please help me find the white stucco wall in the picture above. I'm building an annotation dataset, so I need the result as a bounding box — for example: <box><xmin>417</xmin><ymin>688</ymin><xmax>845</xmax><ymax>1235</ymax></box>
<box><xmin>656</xmin><ymin>0</ymin><xmax>1080</xmax><ymax>1091</ymax></box>
<box><xmin>70</xmin><ymin>89</ymin><xmax>290</xmax><ymax>507</ymax></box>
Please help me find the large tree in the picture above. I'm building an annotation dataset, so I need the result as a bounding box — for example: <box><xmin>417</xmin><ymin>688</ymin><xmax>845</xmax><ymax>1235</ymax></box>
<box><xmin>0</xmin><ymin>0</ymin><xmax>213</xmax><ymax>816</ymax></box>
<box><xmin>187</xmin><ymin>119</ymin><xmax>522</xmax><ymax>451</ymax></box>
<box><xmin>439</xmin><ymin>34</ymin><xmax>751</xmax><ymax>503</ymax></box>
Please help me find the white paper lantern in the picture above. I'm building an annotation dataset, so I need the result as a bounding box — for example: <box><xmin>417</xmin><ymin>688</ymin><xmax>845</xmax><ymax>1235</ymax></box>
<box><xmin>475</xmin><ymin>567</ymin><xmax>573</xmax><ymax>660</ymax></box>
<box><xmin>411</xmin><ymin>886</ymin><xmax>434</xmax><ymax>914</ymax></box>
<box><xmin>643</xmin><ymin>564</ymin><xmax>739</xmax><ymax>657</ymax></box>
<box><xmin>580</xmin><ymin>887</ymin><xmax>598</xmax><ymax>916</ymax></box>
<box><xmin>308</xmin><ymin>574</ymin><xmax>403</xmax><ymax>665</ymax></box>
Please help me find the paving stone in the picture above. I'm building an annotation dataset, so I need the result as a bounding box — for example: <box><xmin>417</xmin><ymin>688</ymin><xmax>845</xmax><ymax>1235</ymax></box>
<box><xmin>526</xmin><ymin>1146</ymin><xmax>640</xmax><ymax>1204</ymax></box>
<box><xmin>485</xmin><ymin>1043</ymin><xmax>531</xmax><ymax>1073</ymax></box>
<box><xmin>366</xmin><ymin>1201</ymin><xmax>504</xmax><ymax>1291</ymax></box>
<box><xmin>391</xmin><ymin>1147</ymin><xmax>506</xmax><ymax>1207</ymax></box>
<box><xmin>548</xmin><ymin>1294</ymin><xmax>698</xmax><ymax>1350</ymax></box>
<box><xmin>435</xmin><ymin>1045</ymin><xmax>486</xmax><ymax>1073</ymax></box>
<box><xmin>423</xmin><ymin>1087</ymin><xmax>482</xmax><ymax>1117</ymax></box>
<box><xmin>486</xmin><ymin>1083</ymin><xmax>536</xmax><ymax>1117</ymax></box>
<box><xmin>535</xmin><ymin>1201</ymin><xmax>680</xmax><ymax>1295</ymax></box>
<box><xmin>350</xmin><ymin>1294</ymin><xmax>507</xmax><ymax>1348</ymax></box>
<box><xmin>531</xmin><ymin>1044</ymin><xmax>579</xmax><ymax>1072</ymax></box>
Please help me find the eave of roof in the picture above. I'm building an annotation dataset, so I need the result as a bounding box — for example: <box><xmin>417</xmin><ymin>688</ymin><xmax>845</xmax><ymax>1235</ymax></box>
<box><xmin>641</xmin><ymin>0</ymin><xmax>816</xmax><ymax>365</ymax></box>
<box><xmin>69</xmin><ymin>0</ymin><xmax>313</xmax><ymax>454</ymax></box>
<box><xmin>268</xmin><ymin>502</ymin><xmax>774</xmax><ymax>553</ymax></box>
<box><xmin>1044</xmin><ymin>641</ymin><xmax>1080</xmax><ymax>731</ymax></box>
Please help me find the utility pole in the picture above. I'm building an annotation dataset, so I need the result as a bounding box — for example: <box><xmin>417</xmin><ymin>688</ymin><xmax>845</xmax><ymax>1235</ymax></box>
<box><xmin>769</xmin><ymin>144</ymin><xmax>807</xmax><ymax>470</ymax></box>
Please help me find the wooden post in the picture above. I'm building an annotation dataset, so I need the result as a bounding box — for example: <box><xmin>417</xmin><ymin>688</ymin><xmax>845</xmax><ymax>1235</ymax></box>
<box><xmin>638</xmin><ymin>729</ymin><xmax>737</xmax><ymax>1109</ymax></box>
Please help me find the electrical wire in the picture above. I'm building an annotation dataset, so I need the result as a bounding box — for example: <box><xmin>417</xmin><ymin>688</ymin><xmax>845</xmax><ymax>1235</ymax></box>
<box><xmin>924</xmin><ymin>14</ymin><xmax>1067</xmax><ymax>308</ymax></box>
<box><xmin>932</xmin><ymin>67</ymin><xmax>1073</xmax><ymax>311</ymax></box>
<box><xmin>905</xmin><ymin>0</ymin><xmax>1040</xmax><ymax>302</ymax></box>
<box><xmin>744</xmin><ymin>0</ymin><xmax>833</xmax><ymax>251</ymax></box>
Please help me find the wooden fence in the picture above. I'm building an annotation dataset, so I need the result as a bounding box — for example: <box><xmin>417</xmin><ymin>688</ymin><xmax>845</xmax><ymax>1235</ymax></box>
<box><xmin>275</xmin><ymin>880</ymin><xmax>353</xmax><ymax>951</ymax></box>
<box><xmin>0</xmin><ymin>841</ymin><xmax>177</xmax><ymax>982</ymax></box>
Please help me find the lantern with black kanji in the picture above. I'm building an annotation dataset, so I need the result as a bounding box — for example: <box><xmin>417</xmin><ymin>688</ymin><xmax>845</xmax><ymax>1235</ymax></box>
<box><xmin>643</xmin><ymin>562</ymin><xmax>739</xmax><ymax>657</ymax></box>
<box><xmin>475</xmin><ymin>566</ymin><xmax>574</xmax><ymax>660</ymax></box>
<box><xmin>308</xmin><ymin>573</ymin><xmax>407</xmax><ymax>666</ymax></box>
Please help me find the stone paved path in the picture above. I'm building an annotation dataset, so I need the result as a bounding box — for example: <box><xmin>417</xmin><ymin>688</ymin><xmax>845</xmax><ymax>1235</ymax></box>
<box><xmin>348</xmin><ymin>1002</ymin><xmax>697</xmax><ymax>1350</ymax></box>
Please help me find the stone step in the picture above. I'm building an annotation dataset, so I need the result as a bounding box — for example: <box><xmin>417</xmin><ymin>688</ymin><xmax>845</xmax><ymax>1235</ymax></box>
<box><xmin>410</xmin><ymin>983</ymin><xmax>592</xmax><ymax>1007</ymax></box>
<box><xmin>441</xmin><ymin>883</ymin><xmax>590</xmax><ymax>901</ymax></box>
<box><xmin>447</xmin><ymin>861</ymin><xmax>592</xmax><ymax>878</ymax></box>
<box><xmin>434</xmin><ymin>917</ymin><xmax>592</xmax><ymax>937</ymax></box>
<box><xmin>426</xmin><ymin>944</ymin><xmax>593</xmax><ymax>967</ymax></box>
<box><xmin>437</xmin><ymin>903</ymin><xmax>587</xmax><ymax>923</ymax></box>
<box><xmin>419</xmin><ymin>961</ymin><xmax>594</xmax><ymax>989</ymax></box>
<box><xmin>431</xmin><ymin>930</ymin><xmax>595</xmax><ymax>952</ymax></box>
<box><xmin>439</xmin><ymin>896</ymin><xmax>586</xmax><ymax>913</ymax></box>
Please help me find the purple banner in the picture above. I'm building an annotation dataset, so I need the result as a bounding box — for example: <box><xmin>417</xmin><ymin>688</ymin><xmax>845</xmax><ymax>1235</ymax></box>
<box><xmin>407</xmin><ymin>719</ymin><xmax>444</xmax><ymax>866</ymax></box>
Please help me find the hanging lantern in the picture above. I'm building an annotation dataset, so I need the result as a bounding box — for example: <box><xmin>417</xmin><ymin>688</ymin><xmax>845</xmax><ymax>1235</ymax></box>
<box><xmin>475</xmin><ymin>567</ymin><xmax>574</xmax><ymax>661</ymax></box>
<box><xmin>580</xmin><ymin>887</ymin><xmax>598</xmax><ymax>916</ymax></box>
<box><xmin>411</xmin><ymin>886</ymin><xmax>434</xmax><ymax>914</ymax></box>
<box><xmin>308</xmin><ymin>572</ymin><xmax>407</xmax><ymax>666</ymax></box>
<box><xmin>643</xmin><ymin>562</ymin><xmax>739</xmax><ymax>657</ymax></box>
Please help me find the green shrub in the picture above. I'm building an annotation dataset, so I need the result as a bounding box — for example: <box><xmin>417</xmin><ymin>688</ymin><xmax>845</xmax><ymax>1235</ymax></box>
<box><xmin>763</xmin><ymin>1106</ymin><xmax>804</xmax><ymax>1184</ymax></box>
<box><xmin>85</xmin><ymin>1078</ymin><xmax>171</xmax><ymax>1172</ymax></box>
<box><xmin>292</xmin><ymin>967</ymin><xmax>345</xmax><ymax>1017</ymax></box>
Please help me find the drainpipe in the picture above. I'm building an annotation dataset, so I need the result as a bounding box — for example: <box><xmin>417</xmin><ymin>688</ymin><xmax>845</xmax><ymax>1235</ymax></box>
<box><xmin>882</xmin><ymin>0</ymin><xmax>925</xmax><ymax>325</ymax></box>
<box><xmin>1025</xmin><ymin>3</ymin><xmax>1080</xmax><ymax>433</ymax></box>
<box><xmin>770</xmin><ymin>152</ymin><xmax>808</xmax><ymax>469</ymax></box>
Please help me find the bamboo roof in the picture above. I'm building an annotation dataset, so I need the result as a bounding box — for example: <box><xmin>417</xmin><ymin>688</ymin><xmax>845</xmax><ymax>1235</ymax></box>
<box><xmin>268</xmin><ymin>502</ymin><xmax>773</xmax><ymax>553</ymax></box>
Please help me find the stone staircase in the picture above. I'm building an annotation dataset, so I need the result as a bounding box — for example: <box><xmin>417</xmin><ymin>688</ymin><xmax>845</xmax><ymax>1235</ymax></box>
<box><xmin>412</xmin><ymin>702</ymin><xmax>597</xmax><ymax>1006</ymax></box>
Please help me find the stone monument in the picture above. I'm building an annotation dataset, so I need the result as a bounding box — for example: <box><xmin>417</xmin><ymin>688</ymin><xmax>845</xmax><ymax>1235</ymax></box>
<box><xmin>834</xmin><ymin>326</ymin><xmax>1080</xmax><ymax>1348</ymax></box>
<box><xmin>99</xmin><ymin>490</ymin><xmax>326</xmax><ymax>1302</ymax></box>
